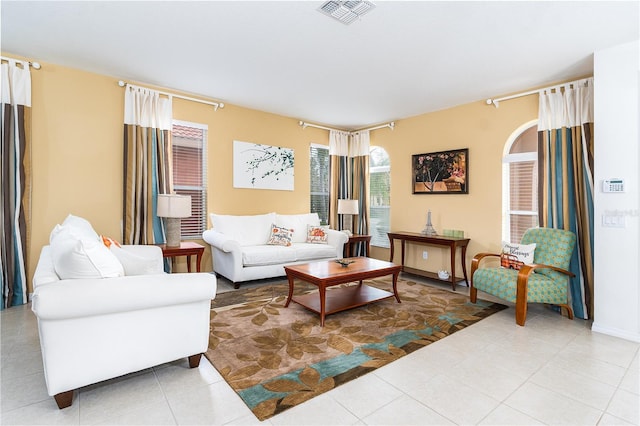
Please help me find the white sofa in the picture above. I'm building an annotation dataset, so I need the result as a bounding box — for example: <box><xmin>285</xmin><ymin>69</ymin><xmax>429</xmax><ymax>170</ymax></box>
<box><xmin>31</xmin><ymin>215</ymin><xmax>217</xmax><ymax>409</ymax></box>
<box><xmin>202</xmin><ymin>212</ymin><xmax>348</xmax><ymax>288</ymax></box>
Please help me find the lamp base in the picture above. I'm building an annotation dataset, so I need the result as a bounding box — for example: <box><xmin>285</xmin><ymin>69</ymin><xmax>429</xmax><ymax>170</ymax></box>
<box><xmin>165</xmin><ymin>218</ymin><xmax>182</xmax><ymax>247</ymax></box>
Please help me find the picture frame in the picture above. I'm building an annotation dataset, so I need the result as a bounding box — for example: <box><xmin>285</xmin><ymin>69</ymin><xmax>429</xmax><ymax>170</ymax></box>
<box><xmin>412</xmin><ymin>148</ymin><xmax>468</xmax><ymax>194</ymax></box>
<box><xmin>233</xmin><ymin>140</ymin><xmax>295</xmax><ymax>191</ymax></box>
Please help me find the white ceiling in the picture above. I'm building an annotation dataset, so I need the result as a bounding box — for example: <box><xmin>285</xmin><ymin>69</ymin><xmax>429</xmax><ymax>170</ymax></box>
<box><xmin>2</xmin><ymin>1</ymin><xmax>638</xmax><ymax>130</ymax></box>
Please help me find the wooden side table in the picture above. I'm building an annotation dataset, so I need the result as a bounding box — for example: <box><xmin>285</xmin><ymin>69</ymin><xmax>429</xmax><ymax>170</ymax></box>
<box><xmin>155</xmin><ymin>241</ymin><xmax>205</xmax><ymax>273</ymax></box>
<box><xmin>344</xmin><ymin>234</ymin><xmax>371</xmax><ymax>258</ymax></box>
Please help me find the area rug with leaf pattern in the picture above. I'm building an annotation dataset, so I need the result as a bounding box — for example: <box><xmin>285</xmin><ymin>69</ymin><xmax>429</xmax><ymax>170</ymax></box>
<box><xmin>205</xmin><ymin>277</ymin><xmax>506</xmax><ymax>421</ymax></box>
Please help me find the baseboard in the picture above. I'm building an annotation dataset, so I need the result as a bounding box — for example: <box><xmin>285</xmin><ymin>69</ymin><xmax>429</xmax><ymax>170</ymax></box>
<box><xmin>592</xmin><ymin>322</ymin><xmax>640</xmax><ymax>343</ymax></box>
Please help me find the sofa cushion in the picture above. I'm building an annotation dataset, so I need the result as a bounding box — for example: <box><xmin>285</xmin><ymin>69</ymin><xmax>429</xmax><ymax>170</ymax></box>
<box><xmin>293</xmin><ymin>243</ymin><xmax>337</xmax><ymax>261</ymax></box>
<box><xmin>266</xmin><ymin>224</ymin><xmax>293</xmax><ymax>246</ymax></box>
<box><xmin>276</xmin><ymin>213</ymin><xmax>321</xmax><ymax>243</ymax></box>
<box><xmin>110</xmin><ymin>245</ymin><xmax>163</xmax><ymax>276</ymax></box>
<box><xmin>210</xmin><ymin>212</ymin><xmax>275</xmax><ymax>246</ymax></box>
<box><xmin>242</xmin><ymin>245</ymin><xmax>296</xmax><ymax>266</ymax></box>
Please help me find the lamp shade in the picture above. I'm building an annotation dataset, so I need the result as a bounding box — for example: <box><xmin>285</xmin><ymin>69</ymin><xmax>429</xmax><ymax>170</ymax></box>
<box><xmin>157</xmin><ymin>194</ymin><xmax>191</xmax><ymax>218</ymax></box>
<box><xmin>337</xmin><ymin>199</ymin><xmax>359</xmax><ymax>215</ymax></box>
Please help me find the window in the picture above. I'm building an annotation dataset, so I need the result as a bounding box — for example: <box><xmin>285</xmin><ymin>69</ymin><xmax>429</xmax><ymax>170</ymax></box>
<box><xmin>502</xmin><ymin>122</ymin><xmax>538</xmax><ymax>244</ymax></box>
<box><xmin>370</xmin><ymin>146</ymin><xmax>390</xmax><ymax>248</ymax></box>
<box><xmin>171</xmin><ymin>120</ymin><xmax>207</xmax><ymax>239</ymax></box>
<box><xmin>310</xmin><ymin>144</ymin><xmax>330</xmax><ymax>225</ymax></box>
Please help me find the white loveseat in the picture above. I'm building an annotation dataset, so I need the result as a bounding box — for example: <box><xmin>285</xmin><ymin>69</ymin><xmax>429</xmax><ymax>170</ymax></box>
<box><xmin>202</xmin><ymin>212</ymin><xmax>348</xmax><ymax>288</ymax></box>
<box><xmin>31</xmin><ymin>215</ymin><xmax>217</xmax><ymax>409</ymax></box>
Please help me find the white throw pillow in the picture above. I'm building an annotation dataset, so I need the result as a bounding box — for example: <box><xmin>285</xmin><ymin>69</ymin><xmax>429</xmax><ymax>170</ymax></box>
<box><xmin>51</xmin><ymin>234</ymin><xmax>124</xmax><ymax>279</ymax></box>
<box><xmin>276</xmin><ymin>213</ymin><xmax>321</xmax><ymax>243</ymax></box>
<box><xmin>61</xmin><ymin>214</ymin><xmax>100</xmax><ymax>241</ymax></box>
<box><xmin>501</xmin><ymin>241</ymin><xmax>536</xmax><ymax>269</ymax></box>
<box><xmin>110</xmin><ymin>246</ymin><xmax>161</xmax><ymax>276</ymax></box>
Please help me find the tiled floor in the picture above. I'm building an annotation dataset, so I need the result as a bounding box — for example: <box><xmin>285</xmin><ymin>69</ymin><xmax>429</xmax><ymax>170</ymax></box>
<box><xmin>2</xmin><ymin>275</ymin><xmax>638</xmax><ymax>425</ymax></box>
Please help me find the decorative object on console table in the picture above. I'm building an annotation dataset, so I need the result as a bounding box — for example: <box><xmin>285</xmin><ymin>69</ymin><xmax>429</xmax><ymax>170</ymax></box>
<box><xmin>155</xmin><ymin>241</ymin><xmax>205</xmax><ymax>273</ymax></box>
<box><xmin>412</xmin><ymin>148</ymin><xmax>468</xmax><ymax>194</ymax></box>
<box><xmin>421</xmin><ymin>209</ymin><xmax>437</xmax><ymax>236</ymax></box>
<box><xmin>344</xmin><ymin>234</ymin><xmax>371</xmax><ymax>257</ymax></box>
<box><xmin>157</xmin><ymin>194</ymin><xmax>191</xmax><ymax>247</ymax></box>
<box><xmin>337</xmin><ymin>199</ymin><xmax>359</xmax><ymax>236</ymax></box>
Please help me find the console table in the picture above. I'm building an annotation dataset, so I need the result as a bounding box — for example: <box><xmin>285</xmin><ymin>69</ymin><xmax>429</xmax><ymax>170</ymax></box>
<box><xmin>387</xmin><ymin>231</ymin><xmax>470</xmax><ymax>291</ymax></box>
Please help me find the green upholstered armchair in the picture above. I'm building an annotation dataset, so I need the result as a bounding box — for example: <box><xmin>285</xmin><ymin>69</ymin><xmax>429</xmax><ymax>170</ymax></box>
<box><xmin>470</xmin><ymin>227</ymin><xmax>576</xmax><ymax>326</ymax></box>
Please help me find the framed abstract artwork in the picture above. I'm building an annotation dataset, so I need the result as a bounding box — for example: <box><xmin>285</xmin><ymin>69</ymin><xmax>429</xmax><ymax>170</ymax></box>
<box><xmin>412</xmin><ymin>148</ymin><xmax>468</xmax><ymax>194</ymax></box>
<box><xmin>233</xmin><ymin>140</ymin><xmax>294</xmax><ymax>191</ymax></box>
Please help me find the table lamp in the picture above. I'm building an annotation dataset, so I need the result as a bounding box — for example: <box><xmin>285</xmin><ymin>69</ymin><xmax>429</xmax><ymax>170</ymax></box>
<box><xmin>337</xmin><ymin>199</ymin><xmax>359</xmax><ymax>236</ymax></box>
<box><xmin>157</xmin><ymin>194</ymin><xmax>191</xmax><ymax>247</ymax></box>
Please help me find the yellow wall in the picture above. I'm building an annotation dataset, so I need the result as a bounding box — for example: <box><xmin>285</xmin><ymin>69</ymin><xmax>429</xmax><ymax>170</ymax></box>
<box><xmin>14</xmin><ymin>55</ymin><xmax>537</xmax><ymax>292</ymax></box>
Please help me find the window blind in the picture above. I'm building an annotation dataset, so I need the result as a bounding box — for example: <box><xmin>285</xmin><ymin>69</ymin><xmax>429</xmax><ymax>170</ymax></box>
<box><xmin>310</xmin><ymin>144</ymin><xmax>330</xmax><ymax>225</ymax></box>
<box><xmin>172</xmin><ymin>122</ymin><xmax>207</xmax><ymax>239</ymax></box>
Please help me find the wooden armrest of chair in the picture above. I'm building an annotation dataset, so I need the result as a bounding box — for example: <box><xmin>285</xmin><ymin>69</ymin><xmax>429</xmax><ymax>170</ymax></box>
<box><xmin>471</xmin><ymin>252</ymin><xmax>500</xmax><ymax>274</ymax></box>
<box><xmin>516</xmin><ymin>263</ymin><xmax>576</xmax><ymax>281</ymax></box>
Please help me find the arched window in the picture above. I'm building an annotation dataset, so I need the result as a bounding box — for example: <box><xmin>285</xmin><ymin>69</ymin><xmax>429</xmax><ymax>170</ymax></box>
<box><xmin>369</xmin><ymin>146</ymin><xmax>390</xmax><ymax>248</ymax></box>
<box><xmin>502</xmin><ymin>121</ymin><xmax>538</xmax><ymax>244</ymax></box>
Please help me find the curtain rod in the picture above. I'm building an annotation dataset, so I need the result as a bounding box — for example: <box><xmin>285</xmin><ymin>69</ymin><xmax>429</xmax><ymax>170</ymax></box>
<box><xmin>486</xmin><ymin>77</ymin><xmax>592</xmax><ymax>108</ymax></box>
<box><xmin>118</xmin><ymin>80</ymin><xmax>224</xmax><ymax>111</ymax></box>
<box><xmin>1</xmin><ymin>56</ymin><xmax>41</xmax><ymax>69</ymax></box>
<box><xmin>298</xmin><ymin>120</ymin><xmax>395</xmax><ymax>135</ymax></box>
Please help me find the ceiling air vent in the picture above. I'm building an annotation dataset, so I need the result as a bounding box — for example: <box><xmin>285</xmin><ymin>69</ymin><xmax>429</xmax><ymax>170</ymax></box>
<box><xmin>318</xmin><ymin>1</ymin><xmax>376</xmax><ymax>25</ymax></box>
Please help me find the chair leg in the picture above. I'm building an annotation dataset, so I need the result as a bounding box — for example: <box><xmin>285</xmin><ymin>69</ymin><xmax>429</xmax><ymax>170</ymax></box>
<box><xmin>54</xmin><ymin>390</ymin><xmax>74</xmax><ymax>409</ymax></box>
<box><xmin>515</xmin><ymin>293</ymin><xmax>528</xmax><ymax>326</ymax></box>
<box><xmin>558</xmin><ymin>304</ymin><xmax>574</xmax><ymax>320</ymax></box>
<box><xmin>188</xmin><ymin>353</ymin><xmax>202</xmax><ymax>368</ymax></box>
<box><xmin>469</xmin><ymin>286</ymin><xmax>477</xmax><ymax>303</ymax></box>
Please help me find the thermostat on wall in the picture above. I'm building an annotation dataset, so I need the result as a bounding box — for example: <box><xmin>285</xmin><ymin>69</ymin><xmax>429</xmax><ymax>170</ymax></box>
<box><xmin>602</xmin><ymin>178</ymin><xmax>625</xmax><ymax>193</ymax></box>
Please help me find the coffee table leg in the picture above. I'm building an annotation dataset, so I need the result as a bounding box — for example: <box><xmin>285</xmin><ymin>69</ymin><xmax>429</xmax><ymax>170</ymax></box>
<box><xmin>392</xmin><ymin>271</ymin><xmax>401</xmax><ymax>303</ymax></box>
<box><xmin>319</xmin><ymin>286</ymin><xmax>326</xmax><ymax>326</ymax></box>
<box><xmin>284</xmin><ymin>274</ymin><xmax>295</xmax><ymax>307</ymax></box>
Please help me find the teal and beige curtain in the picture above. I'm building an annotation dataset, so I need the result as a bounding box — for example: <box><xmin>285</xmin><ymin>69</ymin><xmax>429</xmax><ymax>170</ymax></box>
<box><xmin>1</xmin><ymin>59</ymin><xmax>32</xmax><ymax>309</ymax></box>
<box><xmin>538</xmin><ymin>77</ymin><xmax>594</xmax><ymax>319</ymax></box>
<box><xmin>123</xmin><ymin>85</ymin><xmax>173</xmax><ymax>245</ymax></box>
<box><xmin>329</xmin><ymin>130</ymin><xmax>370</xmax><ymax>254</ymax></box>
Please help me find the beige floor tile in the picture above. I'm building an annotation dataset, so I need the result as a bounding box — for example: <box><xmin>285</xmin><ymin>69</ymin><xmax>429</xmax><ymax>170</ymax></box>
<box><xmin>598</xmin><ymin>412</ymin><xmax>636</xmax><ymax>425</ymax></box>
<box><xmin>606</xmin><ymin>388</ymin><xmax>640</xmax><ymax>425</ymax></box>
<box><xmin>530</xmin><ymin>363</ymin><xmax>617</xmax><ymax>410</ymax></box>
<box><xmin>91</xmin><ymin>399</ymin><xmax>176</xmax><ymax>425</ymax></box>
<box><xmin>550</xmin><ymin>349</ymin><xmax>627</xmax><ymax>387</ymax></box>
<box><xmin>444</xmin><ymin>356</ymin><xmax>529</xmax><ymax>401</ymax></box>
<box><xmin>77</xmin><ymin>369</ymin><xmax>166</xmax><ymax>425</ymax></box>
<box><xmin>479</xmin><ymin>404</ymin><xmax>545</xmax><ymax>425</ymax></box>
<box><xmin>409</xmin><ymin>373</ymin><xmax>501</xmax><ymax>425</ymax></box>
<box><xmin>361</xmin><ymin>394</ymin><xmax>454</xmax><ymax>425</ymax></box>
<box><xmin>564</xmin><ymin>333</ymin><xmax>640</xmax><ymax>368</ymax></box>
<box><xmin>0</xmin><ymin>371</ymin><xmax>51</xmax><ymax>412</ymax></box>
<box><xmin>326</xmin><ymin>372</ymin><xmax>403</xmax><ymax>418</ymax></box>
<box><xmin>269</xmin><ymin>392</ymin><xmax>360</xmax><ymax>425</ymax></box>
<box><xmin>505</xmin><ymin>382</ymin><xmax>603</xmax><ymax>425</ymax></box>
<box><xmin>166</xmin><ymin>380</ymin><xmax>254</xmax><ymax>425</ymax></box>
<box><xmin>1</xmin><ymin>398</ymin><xmax>80</xmax><ymax>425</ymax></box>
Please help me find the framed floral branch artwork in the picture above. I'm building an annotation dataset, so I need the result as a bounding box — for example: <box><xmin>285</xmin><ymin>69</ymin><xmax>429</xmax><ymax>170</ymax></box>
<box><xmin>412</xmin><ymin>148</ymin><xmax>468</xmax><ymax>194</ymax></box>
<box><xmin>233</xmin><ymin>140</ymin><xmax>294</xmax><ymax>191</ymax></box>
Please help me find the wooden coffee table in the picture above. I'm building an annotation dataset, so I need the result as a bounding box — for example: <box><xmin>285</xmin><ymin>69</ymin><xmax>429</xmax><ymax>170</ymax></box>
<box><xmin>284</xmin><ymin>257</ymin><xmax>402</xmax><ymax>326</ymax></box>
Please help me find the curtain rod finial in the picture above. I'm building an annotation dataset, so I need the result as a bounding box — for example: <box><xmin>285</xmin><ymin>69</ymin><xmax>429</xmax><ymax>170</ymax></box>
<box><xmin>118</xmin><ymin>80</ymin><xmax>126</xmax><ymax>87</ymax></box>
<box><xmin>31</xmin><ymin>62</ymin><xmax>41</xmax><ymax>70</ymax></box>
<box><xmin>389</xmin><ymin>121</ymin><xmax>395</xmax><ymax>130</ymax></box>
